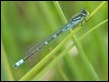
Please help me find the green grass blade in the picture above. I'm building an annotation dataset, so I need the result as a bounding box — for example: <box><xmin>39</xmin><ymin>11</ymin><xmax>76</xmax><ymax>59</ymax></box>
<box><xmin>53</xmin><ymin>1</ymin><xmax>67</xmax><ymax>23</ymax></box>
<box><xmin>53</xmin><ymin>1</ymin><xmax>107</xmax><ymax>80</ymax></box>
<box><xmin>88</xmin><ymin>1</ymin><xmax>107</xmax><ymax>20</ymax></box>
<box><xmin>20</xmin><ymin>1</ymin><xmax>107</xmax><ymax>81</ymax></box>
<box><xmin>32</xmin><ymin>19</ymin><xmax>108</xmax><ymax>80</ymax></box>
<box><xmin>20</xmin><ymin>26</ymin><xmax>80</xmax><ymax>81</ymax></box>
<box><xmin>1</xmin><ymin>41</ymin><xmax>14</xmax><ymax>81</ymax></box>
<box><xmin>79</xmin><ymin>19</ymin><xmax>108</xmax><ymax>41</ymax></box>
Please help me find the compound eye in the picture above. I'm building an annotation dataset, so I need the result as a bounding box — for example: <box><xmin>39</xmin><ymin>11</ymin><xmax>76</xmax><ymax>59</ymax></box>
<box><xmin>81</xmin><ymin>9</ymin><xmax>89</xmax><ymax>16</ymax></box>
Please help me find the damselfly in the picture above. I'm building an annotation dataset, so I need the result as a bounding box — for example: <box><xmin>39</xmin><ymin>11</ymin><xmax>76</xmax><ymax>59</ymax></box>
<box><xmin>14</xmin><ymin>9</ymin><xmax>89</xmax><ymax>68</ymax></box>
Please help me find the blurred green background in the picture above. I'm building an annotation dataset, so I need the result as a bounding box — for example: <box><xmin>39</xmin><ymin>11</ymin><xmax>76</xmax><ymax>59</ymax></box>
<box><xmin>1</xmin><ymin>1</ymin><xmax>108</xmax><ymax>81</ymax></box>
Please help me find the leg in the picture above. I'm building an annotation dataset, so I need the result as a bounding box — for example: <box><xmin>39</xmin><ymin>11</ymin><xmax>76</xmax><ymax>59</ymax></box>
<box><xmin>81</xmin><ymin>22</ymin><xmax>83</xmax><ymax>26</ymax></box>
<box><xmin>84</xmin><ymin>18</ymin><xmax>87</xmax><ymax>22</ymax></box>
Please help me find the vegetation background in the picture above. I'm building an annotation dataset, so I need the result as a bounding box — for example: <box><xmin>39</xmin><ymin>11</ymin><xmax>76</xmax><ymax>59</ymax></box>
<box><xmin>1</xmin><ymin>1</ymin><xmax>108</xmax><ymax>81</ymax></box>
